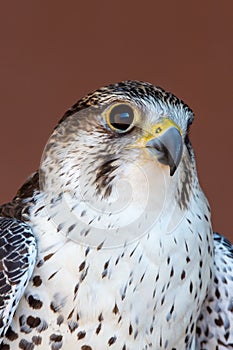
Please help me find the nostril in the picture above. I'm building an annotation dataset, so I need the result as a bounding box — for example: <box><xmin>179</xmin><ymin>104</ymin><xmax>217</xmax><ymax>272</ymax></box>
<box><xmin>155</xmin><ymin>127</ymin><xmax>162</xmax><ymax>134</ymax></box>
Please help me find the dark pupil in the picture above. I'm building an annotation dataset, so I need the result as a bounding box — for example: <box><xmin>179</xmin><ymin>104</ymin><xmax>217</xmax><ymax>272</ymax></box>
<box><xmin>109</xmin><ymin>104</ymin><xmax>134</xmax><ymax>131</ymax></box>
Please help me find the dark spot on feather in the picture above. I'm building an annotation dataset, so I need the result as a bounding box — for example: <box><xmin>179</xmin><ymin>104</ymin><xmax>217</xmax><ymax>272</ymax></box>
<box><xmin>26</xmin><ymin>316</ymin><xmax>41</xmax><ymax>328</ymax></box>
<box><xmin>215</xmin><ymin>316</ymin><xmax>224</xmax><ymax>327</ymax></box>
<box><xmin>49</xmin><ymin>333</ymin><xmax>63</xmax><ymax>350</ymax></box>
<box><xmin>80</xmin><ymin>268</ymin><xmax>89</xmax><ymax>282</ymax></box>
<box><xmin>215</xmin><ymin>288</ymin><xmax>220</xmax><ymax>299</ymax></box>
<box><xmin>196</xmin><ymin>326</ymin><xmax>201</xmax><ymax>337</ymax></box>
<box><xmin>170</xmin><ymin>267</ymin><xmax>174</xmax><ymax>277</ymax></box>
<box><xmin>34</xmin><ymin>206</ymin><xmax>45</xmax><ymax>214</ymax></box>
<box><xmin>50</xmin><ymin>302</ymin><xmax>57</xmax><ymax>313</ymax></box>
<box><xmin>57</xmin><ymin>315</ymin><xmax>64</xmax><ymax>325</ymax></box>
<box><xmin>112</xmin><ymin>303</ymin><xmax>119</xmax><ymax>314</ymax></box>
<box><xmin>36</xmin><ymin>260</ymin><xmax>43</xmax><ymax>268</ymax></box>
<box><xmin>185</xmin><ymin>334</ymin><xmax>190</xmax><ymax>344</ymax></box>
<box><xmin>19</xmin><ymin>339</ymin><xmax>34</xmax><ymax>350</ymax></box>
<box><xmin>108</xmin><ymin>336</ymin><xmax>116</xmax><ymax>346</ymax></box>
<box><xmin>79</xmin><ymin>261</ymin><xmax>86</xmax><ymax>271</ymax></box>
<box><xmin>74</xmin><ymin>283</ymin><xmax>79</xmax><ymax>295</ymax></box>
<box><xmin>77</xmin><ymin>331</ymin><xmax>86</xmax><ymax>339</ymax></box>
<box><xmin>50</xmin><ymin>334</ymin><xmax>62</xmax><ymax>342</ymax></box>
<box><xmin>57</xmin><ymin>223</ymin><xmax>64</xmax><ymax>232</ymax></box>
<box><xmin>85</xmin><ymin>247</ymin><xmax>90</xmax><ymax>256</ymax></box>
<box><xmin>32</xmin><ymin>336</ymin><xmax>42</xmax><ymax>345</ymax></box>
<box><xmin>189</xmin><ymin>281</ymin><xmax>193</xmax><ymax>293</ymax></box>
<box><xmin>102</xmin><ymin>270</ymin><xmax>107</xmax><ymax>278</ymax></box>
<box><xmin>67</xmin><ymin>309</ymin><xmax>74</xmax><ymax>319</ymax></box>
<box><xmin>68</xmin><ymin>320</ymin><xmax>78</xmax><ymax>333</ymax></box>
<box><xmin>161</xmin><ymin>295</ymin><xmax>165</xmax><ymax>305</ymax></box>
<box><xmin>44</xmin><ymin>253</ymin><xmax>54</xmax><ymax>261</ymax></box>
<box><xmin>5</xmin><ymin>326</ymin><xmax>18</xmax><ymax>341</ymax></box>
<box><xmin>48</xmin><ymin>271</ymin><xmax>59</xmax><ymax>280</ymax></box>
<box><xmin>96</xmin><ymin>323</ymin><xmax>101</xmax><ymax>334</ymax></box>
<box><xmin>27</xmin><ymin>295</ymin><xmax>43</xmax><ymax>309</ymax></box>
<box><xmin>181</xmin><ymin>270</ymin><xmax>186</xmax><ymax>280</ymax></box>
<box><xmin>68</xmin><ymin>224</ymin><xmax>76</xmax><ymax>233</ymax></box>
<box><xmin>98</xmin><ymin>313</ymin><xmax>103</xmax><ymax>322</ymax></box>
<box><xmin>97</xmin><ymin>241</ymin><xmax>104</xmax><ymax>250</ymax></box>
<box><xmin>32</xmin><ymin>275</ymin><xmax>42</xmax><ymax>287</ymax></box>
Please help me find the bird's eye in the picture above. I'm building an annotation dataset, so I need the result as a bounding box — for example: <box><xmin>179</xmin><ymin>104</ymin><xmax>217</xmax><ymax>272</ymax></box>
<box><xmin>106</xmin><ymin>103</ymin><xmax>135</xmax><ymax>132</ymax></box>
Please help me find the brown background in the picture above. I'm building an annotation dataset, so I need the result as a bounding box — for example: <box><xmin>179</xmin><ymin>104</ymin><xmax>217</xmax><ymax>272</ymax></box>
<box><xmin>0</xmin><ymin>2</ymin><xmax>232</xmax><ymax>239</ymax></box>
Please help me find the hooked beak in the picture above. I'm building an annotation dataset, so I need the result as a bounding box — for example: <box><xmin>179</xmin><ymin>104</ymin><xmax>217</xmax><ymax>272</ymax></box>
<box><xmin>146</xmin><ymin>119</ymin><xmax>183</xmax><ymax>176</ymax></box>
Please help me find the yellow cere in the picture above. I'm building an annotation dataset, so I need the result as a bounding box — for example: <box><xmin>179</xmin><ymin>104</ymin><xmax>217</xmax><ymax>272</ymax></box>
<box><xmin>131</xmin><ymin>118</ymin><xmax>182</xmax><ymax>148</ymax></box>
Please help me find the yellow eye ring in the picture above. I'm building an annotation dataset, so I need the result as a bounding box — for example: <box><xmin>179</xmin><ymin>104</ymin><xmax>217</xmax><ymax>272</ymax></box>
<box><xmin>105</xmin><ymin>103</ymin><xmax>136</xmax><ymax>133</ymax></box>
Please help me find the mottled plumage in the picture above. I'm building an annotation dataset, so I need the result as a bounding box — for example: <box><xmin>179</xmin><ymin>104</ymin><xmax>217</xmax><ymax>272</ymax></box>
<box><xmin>0</xmin><ymin>218</ymin><xmax>36</xmax><ymax>341</ymax></box>
<box><xmin>0</xmin><ymin>80</ymin><xmax>232</xmax><ymax>349</ymax></box>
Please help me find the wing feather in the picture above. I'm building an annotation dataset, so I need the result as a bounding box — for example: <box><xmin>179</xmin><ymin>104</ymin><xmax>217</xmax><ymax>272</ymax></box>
<box><xmin>0</xmin><ymin>217</ymin><xmax>37</xmax><ymax>340</ymax></box>
<box><xmin>196</xmin><ymin>232</ymin><xmax>233</xmax><ymax>349</ymax></box>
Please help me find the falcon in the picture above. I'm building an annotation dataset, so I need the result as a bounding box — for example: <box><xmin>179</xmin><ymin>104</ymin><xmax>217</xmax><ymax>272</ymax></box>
<box><xmin>0</xmin><ymin>80</ymin><xmax>232</xmax><ymax>350</ymax></box>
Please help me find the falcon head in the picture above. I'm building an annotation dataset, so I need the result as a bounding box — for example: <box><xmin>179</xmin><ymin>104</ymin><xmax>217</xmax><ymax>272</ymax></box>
<box><xmin>39</xmin><ymin>81</ymin><xmax>198</xmax><ymax>246</ymax></box>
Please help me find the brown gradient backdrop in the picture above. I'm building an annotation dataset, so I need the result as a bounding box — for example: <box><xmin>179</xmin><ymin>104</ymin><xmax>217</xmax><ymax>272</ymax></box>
<box><xmin>0</xmin><ymin>2</ymin><xmax>232</xmax><ymax>239</ymax></box>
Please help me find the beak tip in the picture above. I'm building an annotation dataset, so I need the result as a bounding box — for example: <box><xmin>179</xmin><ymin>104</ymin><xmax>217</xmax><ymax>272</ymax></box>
<box><xmin>170</xmin><ymin>165</ymin><xmax>177</xmax><ymax>176</ymax></box>
<box><xmin>146</xmin><ymin>126</ymin><xmax>183</xmax><ymax>176</ymax></box>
